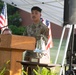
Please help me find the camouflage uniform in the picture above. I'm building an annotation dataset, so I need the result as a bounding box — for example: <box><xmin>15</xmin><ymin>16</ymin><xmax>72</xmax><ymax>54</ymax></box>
<box><xmin>23</xmin><ymin>21</ymin><xmax>49</xmax><ymax>60</ymax></box>
<box><xmin>23</xmin><ymin>21</ymin><xmax>49</xmax><ymax>75</ymax></box>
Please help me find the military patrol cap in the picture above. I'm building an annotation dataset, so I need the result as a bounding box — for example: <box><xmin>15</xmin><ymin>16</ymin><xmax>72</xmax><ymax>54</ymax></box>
<box><xmin>31</xmin><ymin>6</ymin><xmax>42</xmax><ymax>12</ymax></box>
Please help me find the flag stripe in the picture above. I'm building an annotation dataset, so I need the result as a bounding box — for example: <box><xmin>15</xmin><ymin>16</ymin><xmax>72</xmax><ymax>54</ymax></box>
<box><xmin>41</xmin><ymin>18</ymin><xmax>53</xmax><ymax>50</ymax></box>
<box><xmin>0</xmin><ymin>2</ymin><xmax>7</xmax><ymax>29</ymax></box>
<box><xmin>46</xmin><ymin>21</ymin><xmax>53</xmax><ymax>50</ymax></box>
<box><xmin>0</xmin><ymin>17</ymin><xmax>5</xmax><ymax>26</ymax></box>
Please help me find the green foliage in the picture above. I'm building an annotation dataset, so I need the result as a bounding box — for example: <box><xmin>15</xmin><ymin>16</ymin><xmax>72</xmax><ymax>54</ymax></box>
<box><xmin>33</xmin><ymin>66</ymin><xmax>41</xmax><ymax>75</ymax></box>
<box><xmin>7</xmin><ymin>5</ymin><xmax>22</xmax><ymax>26</ymax></box>
<box><xmin>33</xmin><ymin>66</ymin><xmax>57</xmax><ymax>75</ymax></box>
<box><xmin>0</xmin><ymin>0</ymin><xmax>21</xmax><ymax>27</ymax></box>
<box><xmin>22</xmin><ymin>65</ymin><xmax>58</xmax><ymax>75</ymax></box>
<box><xmin>7</xmin><ymin>3</ymin><xmax>21</xmax><ymax>26</ymax></box>
<box><xmin>0</xmin><ymin>0</ymin><xmax>3</xmax><ymax>13</ymax></box>
<box><xmin>9</xmin><ymin>25</ymin><xmax>25</xmax><ymax>35</ymax></box>
<box><xmin>8</xmin><ymin>12</ymin><xmax>22</xmax><ymax>27</ymax></box>
<box><xmin>22</xmin><ymin>70</ymin><xmax>28</xmax><ymax>75</ymax></box>
<box><xmin>7</xmin><ymin>4</ymin><xmax>18</xmax><ymax>15</ymax></box>
<box><xmin>0</xmin><ymin>60</ymin><xmax>10</xmax><ymax>75</ymax></box>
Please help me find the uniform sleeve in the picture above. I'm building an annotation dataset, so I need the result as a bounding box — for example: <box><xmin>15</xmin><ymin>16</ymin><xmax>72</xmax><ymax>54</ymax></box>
<box><xmin>40</xmin><ymin>23</ymin><xmax>49</xmax><ymax>44</ymax></box>
<box><xmin>41</xmin><ymin>24</ymin><xmax>49</xmax><ymax>38</ymax></box>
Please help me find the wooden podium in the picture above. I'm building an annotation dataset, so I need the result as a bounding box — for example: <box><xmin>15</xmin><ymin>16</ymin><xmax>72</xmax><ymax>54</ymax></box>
<box><xmin>0</xmin><ymin>34</ymin><xmax>36</xmax><ymax>75</ymax></box>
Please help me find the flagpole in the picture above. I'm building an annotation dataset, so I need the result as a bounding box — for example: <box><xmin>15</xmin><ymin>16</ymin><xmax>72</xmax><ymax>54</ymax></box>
<box><xmin>4</xmin><ymin>2</ymin><xmax>8</xmax><ymax>26</ymax></box>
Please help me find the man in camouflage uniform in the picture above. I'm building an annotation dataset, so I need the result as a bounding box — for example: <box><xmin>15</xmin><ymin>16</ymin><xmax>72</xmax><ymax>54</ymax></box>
<box><xmin>23</xmin><ymin>6</ymin><xmax>49</xmax><ymax>59</ymax></box>
<box><xmin>23</xmin><ymin>6</ymin><xmax>49</xmax><ymax>75</ymax></box>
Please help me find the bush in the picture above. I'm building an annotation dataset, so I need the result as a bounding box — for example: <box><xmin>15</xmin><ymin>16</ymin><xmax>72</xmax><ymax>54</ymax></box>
<box><xmin>22</xmin><ymin>66</ymin><xmax>58</xmax><ymax>75</ymax></box>
<box><xmin>8</xmin><ymin>12</ymin><xmax>22</xmax><ymax>27</ymax></box>
<box><xmin>33</xmin><ymin>66</ymin><xmax>57</xmax><ymax>75</ymax></box>
<box><xmin>0</xmin><ymin>60</ymin><xmax>10</xmax><ymax>75</ymax></box>
<box><xmin>0</xmin><ymin>0</ymin><xmax>3</xmax><ymax>12</ymax></box>
<box><xmin>7</xmin><ymin>4</ymin><xmax>18</xmax><ymax>15</ymax></box>
<box><xmin>0</xmin><ymin>1</ymin><xmax>21</xmax><ymax>27</ymax></box>
<box><xmin>9</xmin><ymin>25</ymin><xmax>26</xmax><ymax>35</ymax></box>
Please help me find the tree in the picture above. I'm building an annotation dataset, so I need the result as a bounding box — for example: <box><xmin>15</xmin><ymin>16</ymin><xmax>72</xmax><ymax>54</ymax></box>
<box><xmin>0</xmin><ymin>0</ymin><xmax>22</xmax><ymax>27</ymax></box>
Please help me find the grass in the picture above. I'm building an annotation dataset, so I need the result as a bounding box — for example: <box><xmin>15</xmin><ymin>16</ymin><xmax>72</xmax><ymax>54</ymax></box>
<box><xmin>50</xmin><ymin>38</ymin><xmax>67</xmax><ymax>63</ymax></box>
<box><xmin>49</xmin><ymin>38</ymin><xmax>67</xmax><ymax>75</ymax></box>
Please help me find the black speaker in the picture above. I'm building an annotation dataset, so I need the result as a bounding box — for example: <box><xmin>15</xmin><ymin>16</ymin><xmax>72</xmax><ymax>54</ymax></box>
<box><xmin>64</xmin><ymin>0</ymin><xmax>76</xmax><ymax>26</ymax></box>
<box><xmin>63</xmin><ymin>0</ymin><xmax>69</xmax><ymax>25</ymax></box>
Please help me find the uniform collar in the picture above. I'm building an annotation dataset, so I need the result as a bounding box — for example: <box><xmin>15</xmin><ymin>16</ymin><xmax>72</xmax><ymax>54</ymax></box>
<box><xmin>33</xmin><ymin>21</ymin><xmax>42</xmax><ymax>25</ymax></box>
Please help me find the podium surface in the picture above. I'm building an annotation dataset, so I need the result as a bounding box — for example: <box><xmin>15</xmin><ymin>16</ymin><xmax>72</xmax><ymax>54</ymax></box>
<box><xmin>0</xmin><ymin>34</ymin><xmax>36</xmax><ymax>50</ymax></box>
<box><xmin>0</xmin><ymin>34</ymin><xmax>36</xmax><ymax>75</ymax></box>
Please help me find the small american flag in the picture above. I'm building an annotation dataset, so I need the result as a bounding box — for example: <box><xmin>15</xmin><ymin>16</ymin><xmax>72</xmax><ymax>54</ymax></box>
<box><xmin>41</xmin><ymin>18</ymin><xmax>53</xmax><ymax>50</ymax></box>
<box><xmin>0</xmin><ymin>2</ymin><xmax>8</xmax><ymax>29</ymax></box>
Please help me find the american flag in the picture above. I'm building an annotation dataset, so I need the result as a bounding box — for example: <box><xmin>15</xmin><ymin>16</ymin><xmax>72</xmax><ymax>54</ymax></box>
<box><xmin>0</xmin><ymin>2</ymin><xmax>8</xmax><ymax>29</ymax></box>
<box><xmin>41</xmin><ymin>18</ymin><xmax>53</xmax><ymax>50</ymax></box>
